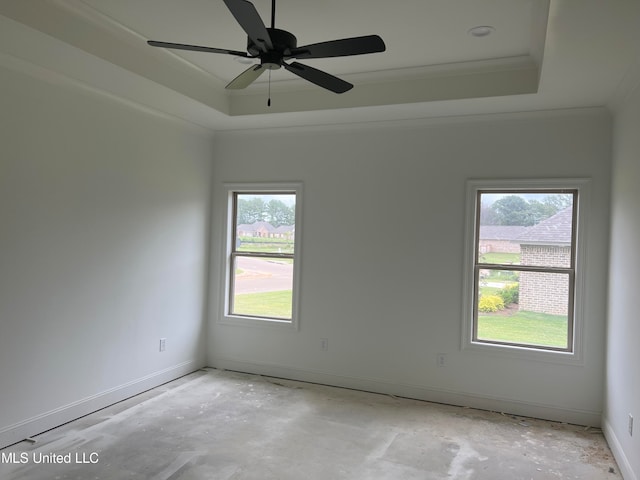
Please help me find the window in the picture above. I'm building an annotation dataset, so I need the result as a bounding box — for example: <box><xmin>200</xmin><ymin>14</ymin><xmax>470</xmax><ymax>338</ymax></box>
<box><xmin>463</xmin><ymin>179</ymin><xmax>589</xmax><ymax>357</ymax></box>
<box><xmin>222</xmin><ymin>184</ymin><xmax>301</xmax><ymax>327</ymax></box>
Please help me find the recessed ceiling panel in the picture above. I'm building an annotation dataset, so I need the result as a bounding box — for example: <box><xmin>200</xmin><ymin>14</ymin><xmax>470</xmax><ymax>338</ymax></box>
<box><xmin>82</xmin><ymin>0</ymin><xmax>540</xmax><ymax>84</ymax></box>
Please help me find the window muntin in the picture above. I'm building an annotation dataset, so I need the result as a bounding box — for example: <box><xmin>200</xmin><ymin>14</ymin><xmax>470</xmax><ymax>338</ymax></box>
<box><xmin>227</xmin><ymin>191</ymin><xmax>298</xmax><ymax>322</ymax></box>
<box><xmin>472</xmin><ymin>190</ymin><xmax>578</xmax><ymax>352</ymax></box>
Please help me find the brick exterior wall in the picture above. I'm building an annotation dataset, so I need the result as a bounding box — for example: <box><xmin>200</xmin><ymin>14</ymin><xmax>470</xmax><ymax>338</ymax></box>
<box><xmin>520</xmin><ymin>245</ymin><xmax>571</xmax><ymax>268</ymax></box>
<box><xmin>519</xmin><ymin>245</ymin><xmax>571</xmax><ymax>315</ymax></box>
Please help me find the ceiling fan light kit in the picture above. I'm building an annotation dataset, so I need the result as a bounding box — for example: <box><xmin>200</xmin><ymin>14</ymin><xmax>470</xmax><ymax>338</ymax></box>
<box><xmin>147</xmin><ymin>0</ymin><xmax>386</xmax><ymax>100</ymax></box>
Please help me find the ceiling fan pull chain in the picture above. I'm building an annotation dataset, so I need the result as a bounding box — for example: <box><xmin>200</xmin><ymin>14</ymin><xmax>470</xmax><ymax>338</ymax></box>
<box><xmin>267</xmin><ymin>69</ymin><xmax>272</xmax><ymax>107</ymax></box>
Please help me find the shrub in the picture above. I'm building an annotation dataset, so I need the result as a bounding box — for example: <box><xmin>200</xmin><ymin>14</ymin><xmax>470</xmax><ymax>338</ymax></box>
<box><xmin>498</xmin><ymin>283</ymin><xmax>519</xmax><ymax>305</ymax></box>
<box><xmin>478</xmin><ymin>295</ymin><xmax>505</xmax><ymax>313</ymax></box>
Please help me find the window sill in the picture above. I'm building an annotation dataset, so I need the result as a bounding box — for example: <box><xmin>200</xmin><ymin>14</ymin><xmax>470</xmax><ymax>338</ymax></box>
<box><xmin>462</xmin><ymin>340</ymin><xmax>584</xmax><ymax>366</ymax></box>
<box><xmin>218</xmin><ymin>314</ymin><xmax>298</xmax><ymax>331</ymax></box>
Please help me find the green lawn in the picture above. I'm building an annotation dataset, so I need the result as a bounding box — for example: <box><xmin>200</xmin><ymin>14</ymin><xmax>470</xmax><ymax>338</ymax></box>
<box><xmin>478</xmin><ymin>310</ymin><xmax>568</xmax><ymax>349</ymax></box>
<box><xmin>233</xmin><ymin>290</ymin><xmax>292</xmax><ymax>319</ymax></box>
<box><xmin>479</xmin><ymin>252</ymin><xmax>520</xmax><ymax>264</ymax></box>
<box><xmin>481</xmin><ymin>271</ymin><xmax>519</xmax><ymax>284</ymax></box>
<box><xmin>238</xmin><ymin>240</ymin><xmax>294</xmax><ymax>254</ymax></box>
<box><xmin>479</xmin><ymin>285</ymin><xmax>502</xmax><ymax>296</ymax></box>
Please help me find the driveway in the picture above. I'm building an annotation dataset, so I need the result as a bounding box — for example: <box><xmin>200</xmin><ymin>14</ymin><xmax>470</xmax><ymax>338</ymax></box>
<box><xmin>234</xmin><ymin>256</ymin><xmax>293</xmax><ymax>294</ymax></box>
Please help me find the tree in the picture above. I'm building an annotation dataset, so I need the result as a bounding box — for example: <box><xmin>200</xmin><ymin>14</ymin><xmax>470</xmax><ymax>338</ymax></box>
<box><xmin>543</xmin><ymin>194</ymin><xmax>573</xmax><ymax>211</ymax></box>
<box><xmin>480</xmin><ymin>204</ymin><xmax>499</xmax><ymax>225</ymax></box>
<box><xmin>489</xmin><ymin>194</ymin><xmax>573</xmax><ymax>226</ymax></box>
<box><xmin>237</xmin><ymin>197</ymin><xmax>266</xmax><ymax>224</ymax></box>
<box><xmin>492</xmin><ymin>195</ymin><xmax>535</xmax><ymax>225</ymax></box>
<box><xmin>266</xmin><ymin>199</ymin><xmax>294</xmax><ymax>227</ymax></box>
<box><xmin>527</xmin><ymin>199</ymin><xmax>557</xmax><ymax>225</ymax></box>
<box><xmin>236</xmin><ymin>197</ymin><xmax>295</xmax><ymax>227</ymax></box>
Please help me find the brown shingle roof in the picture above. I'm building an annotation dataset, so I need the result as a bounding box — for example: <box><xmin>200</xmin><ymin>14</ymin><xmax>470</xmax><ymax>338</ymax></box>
<box><xmin>515</xmin><ymin>207</ymin><xmax>573</xmax><ymax>245</ymax></box>
<box><xmin>479</xmin><ymin>225</ymin><xmax>528</xmax><ymax>241</ymax></box>
<box><xmin>274</xmin><ymin>225</ymin><xmax>294</xmax><ymax>234</ymax></box>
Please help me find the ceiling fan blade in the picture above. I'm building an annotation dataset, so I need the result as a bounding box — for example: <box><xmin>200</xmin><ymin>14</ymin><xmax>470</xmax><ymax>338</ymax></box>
<box><xmin>147</xmin><ymin>40</ymin><xmax>250</xmax><ymax>57</ymax></box>
<box><xmin>226</xmin><ymin>64</ymin><xmax>266</xmax><ymax>89</ymax></box>
<box><xmin>284</xmin><ymin>62</ymin><xmax>353</xmax><ymax>94</ymax></box>
<box><xmin>288</xmin><ymin>35</ymin><xmax>385</xmax><ymax>60</ymax></box>
<box><xmin>223</xmin><ymin>0</ymin><xmax>273</xmax><ymax>52</ymax></box>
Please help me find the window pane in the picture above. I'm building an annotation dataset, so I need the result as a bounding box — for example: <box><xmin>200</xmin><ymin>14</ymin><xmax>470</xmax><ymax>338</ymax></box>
<box><xmin>235</xmin><ymin>193</ymin><xmax>296</xmax><ymax>254</ymax></box>
<box><xmin>476</xmin><ymin>269</ymin><xmax>570</xmax><ymax>349</ymax></box>
<box><xmin>478</xmin><ymin>192</ymin><xmax>574</xmax><ymax>267</ymax></box>
<box><xmin>232</xmin><ymin>255</ymin><xmax>293</xmax><ymax>319</ymax></box>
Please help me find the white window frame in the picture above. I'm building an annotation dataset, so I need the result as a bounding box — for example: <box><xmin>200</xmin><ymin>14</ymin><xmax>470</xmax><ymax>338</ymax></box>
<box><xmin>461</xmin><ymin>178</ymin><xmax>590</xmax><ymax>364</ymax></box>
<box><xmin>219</xmin><ymin>182</ymin><xmax>302</xmax><ymax>330</ymax></box>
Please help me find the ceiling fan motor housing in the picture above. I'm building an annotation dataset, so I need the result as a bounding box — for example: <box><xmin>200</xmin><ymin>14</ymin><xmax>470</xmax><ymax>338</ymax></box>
<box><xmin>248</xmin><ymin>28</ymin><xmax>297</xmax><ymax>69</ymax></box>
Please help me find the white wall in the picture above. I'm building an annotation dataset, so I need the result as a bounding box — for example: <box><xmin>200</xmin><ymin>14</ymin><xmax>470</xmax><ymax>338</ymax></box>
<box><xmin>0</xmin><ymin>64</ymin><xmax>213</xmax><ymax>448</ymax></box>
<box><xmin>209</xmin><ymin>110</ymin><xmax>611</xmax><ymax>427</ymax></box>
<box><xmin>604</xmin><ymin>77</ymin><xmax>640</xmax><ymax>480</ymax></box>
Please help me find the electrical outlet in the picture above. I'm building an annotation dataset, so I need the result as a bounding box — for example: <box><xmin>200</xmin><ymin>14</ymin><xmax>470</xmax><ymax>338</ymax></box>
<box><xmin>437</xmin><ymin>353</ymin><xmax>447</xmax><ymax>367</ymax></box>
<box><xmin>321</xmin><ymin>338</ymin><xmax>329</xmax><ymax>351</ymax></box>
<box><xmin>629</xmin><ymin>414</ymin><xmax>634</xmax><ymax>437</ymax></box>
<box><xmin>159</xmin><ymin>338</ymin><xmax>166</xmax><ymax>352</ymax></box>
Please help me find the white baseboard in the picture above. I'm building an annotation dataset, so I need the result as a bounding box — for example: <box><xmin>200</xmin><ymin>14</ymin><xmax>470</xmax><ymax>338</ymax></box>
<box><xmin>210</xmin><ymin>357</ymin><xmax>602</xmax><ymax>427</ymax></box>
<box><xmin>603</xmin><ymin>416</ymin><xmax>638</xmax><ymax>480</ymax></box>
<box><xmin>0</xmin><ymin>360</ymin><xmax>202</xmax><ymax>450</ymax></box>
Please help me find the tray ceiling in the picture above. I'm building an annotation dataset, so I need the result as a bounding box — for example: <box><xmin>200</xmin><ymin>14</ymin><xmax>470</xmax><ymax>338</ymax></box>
<box><xmin>0</xmin><ymin>0</ymin><xmax>638</xmax><ymax>130</ymax></box>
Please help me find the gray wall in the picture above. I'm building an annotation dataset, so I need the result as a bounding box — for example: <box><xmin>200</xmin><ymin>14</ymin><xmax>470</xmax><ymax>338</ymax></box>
<box><xmin>605</xmin><ymin>78</ymin><xmax>640</xmax><ymax>480</ymax></box>
<box><xmin>0</xmin><ymin>64</ymin><xmax>213</xmax><ymax>447</ymax></box>
<box><xmin>208</xmin><ymin>110</ymin><xmax>611</xmax><ymax>427</ymax></box>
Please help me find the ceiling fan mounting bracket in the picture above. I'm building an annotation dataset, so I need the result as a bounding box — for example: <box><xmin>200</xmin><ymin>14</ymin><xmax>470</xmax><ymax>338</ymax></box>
<box><xmin>248</xmin><ymin>28</ymin><xmax>297</xmax><ymax>57</ymax></box>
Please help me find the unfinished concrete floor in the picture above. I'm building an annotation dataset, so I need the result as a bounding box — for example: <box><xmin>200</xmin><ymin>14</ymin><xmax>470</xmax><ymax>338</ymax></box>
<box><xmin>0</xmin><ymin>368</ymin><xmax>621</xmax><ymax>479</ymax></box>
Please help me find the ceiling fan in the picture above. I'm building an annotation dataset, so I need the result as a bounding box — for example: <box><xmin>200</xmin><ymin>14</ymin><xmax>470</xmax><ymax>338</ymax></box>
<box><xmin>147</xmin><ymin>0</ymin><xmax>386</xmax><ymax>96</ymax></box>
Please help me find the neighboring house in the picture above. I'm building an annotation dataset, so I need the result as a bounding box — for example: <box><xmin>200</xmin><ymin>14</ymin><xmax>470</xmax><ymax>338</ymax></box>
<box><xmin>236</xmin><ymin>224</ymin><xmax>253</xmax><ymax>237</ymax></box>
<box><xmin>237</xmin><ymin>221</ymin><xmax>275</xmax><ymax>238</ymax></box>
<box><xmin>273</xmin><ymin>225</ymin><xmax>295</xmax><ymax>239</ymax></box>
<box><xmin>515</xmin><ymin>207</ymin><xmax>573</xmax><ymax>316</ymax></box>
<box><xmin>478</xmin><ymin>226</ymin><xmax>528</xmax><ymax>254</ymax></box>
<box><xmin>237</xmin><ymin>221</ymin><xmax>294</xmax><ymax>239</ymax></box>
